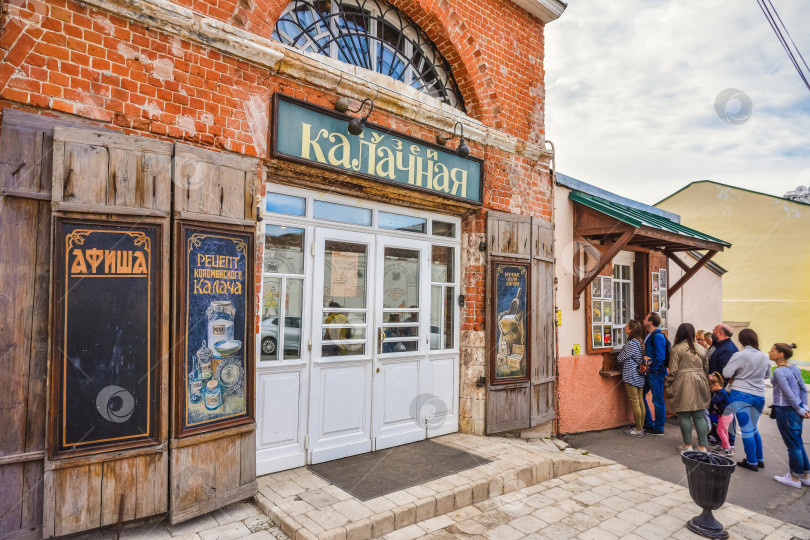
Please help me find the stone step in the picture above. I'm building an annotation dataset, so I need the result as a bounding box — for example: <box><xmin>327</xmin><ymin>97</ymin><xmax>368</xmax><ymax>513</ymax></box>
<box><xmin>254</xmin><ymin>434</ymin><xmax>613</xmax><ymax>540</ymax></box>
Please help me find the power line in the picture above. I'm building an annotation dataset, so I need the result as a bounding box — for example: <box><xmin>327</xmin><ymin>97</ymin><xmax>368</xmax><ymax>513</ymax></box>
<box><xmin>756</xmin><ymin>0</ymin><xmax>810</xmax><ymax>91</ymax></box>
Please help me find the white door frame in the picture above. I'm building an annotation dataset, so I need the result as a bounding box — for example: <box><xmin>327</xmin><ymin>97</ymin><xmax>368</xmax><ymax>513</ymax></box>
<box><xmin>256</xmin><ymin>185</ymin><xmax>462</xmax><ymax>472</ymax></box>
<box><xmin>372</xmin><ymin>236</ymin><xmax>432</xmax><ymax>450</ymax></box>
<box><xmin>308</xmin><ymin>227</ymin><xmax>376</xmax><ymax>464</ymax></box>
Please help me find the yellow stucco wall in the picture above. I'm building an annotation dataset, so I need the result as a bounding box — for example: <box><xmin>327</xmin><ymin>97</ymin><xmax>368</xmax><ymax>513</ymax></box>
<box><xmin>657</xmin><ymin>181</ymin><xmax>810</xmax><ymax>350</ymax></box>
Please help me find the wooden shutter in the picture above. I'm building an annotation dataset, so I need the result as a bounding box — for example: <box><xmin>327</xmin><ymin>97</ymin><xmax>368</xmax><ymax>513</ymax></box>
<box><xmin>51</xmin><ymin>127</ymin><xmax>172</xmax><ymax>216</ymax></box>
<box><xmin>0</xmin><ymin>109</ymin><xmax>63</xmax><ymax>540</ymax></box>
<box><xmin>485</xmin><ymin>211</ymin><xmax>532</xmax><ymax>434</ymax></box>
<box><xmin>169</xmin><ymin>144</ymin><xmax>259</xmax><ymax>524</ymax></box>
<box><xmin>172</xmin><ymin>143</ymin><xmax>258</xmax><ymax>225</ymax></box>
<box><xmin>43</xmin><ymin>126</ymin><xmax>172</xmax><ymax>538</ymax></box>
<box><xmin>530</xmin><ymin>217</ymin><xmax>555</xmax><ymax>426</ymax></box>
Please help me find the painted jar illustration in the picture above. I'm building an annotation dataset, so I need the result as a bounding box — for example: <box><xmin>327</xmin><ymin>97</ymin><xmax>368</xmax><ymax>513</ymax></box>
<box><xmin>196</xmin><ymin>340</ymin><xmax>214</xmax><ymax>381</ymax></box>
<box><xmin>206</xmin><ymin>300</ymin><xmax>236</xmax><ymax>352</ymax></box>
<box><xmin>204</xmin><ymin>379</ymin><xmax>222</xmax><ymax>410</ymax></box>
<box><xmin>188</xmin><ymin>354</ymin><xmax>203</xmax><ymax>403</ymax></box>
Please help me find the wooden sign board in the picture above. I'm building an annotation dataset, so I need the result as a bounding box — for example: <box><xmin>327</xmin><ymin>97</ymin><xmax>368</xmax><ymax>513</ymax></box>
<box><xmin>176</xmin><ymin>223</ymin><xmax>254</xmax><ymax>437</ymax></box>
<box><xmin>50</xmin><ymin>219</ymin><xmax>162</xmax><ymax>458</ymax></box>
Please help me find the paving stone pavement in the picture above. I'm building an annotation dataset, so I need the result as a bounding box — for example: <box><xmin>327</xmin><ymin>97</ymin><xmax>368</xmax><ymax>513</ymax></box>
<box><xmin>73</xmin><ymin>438</ymin><xmax>810</xmax><ymax>540</ymax></box>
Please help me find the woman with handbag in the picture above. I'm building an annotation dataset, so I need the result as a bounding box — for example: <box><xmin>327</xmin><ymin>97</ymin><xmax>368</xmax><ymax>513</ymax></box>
<box><xmin>770</xmin><ymin>343</ymin><xmax>810</xmax><ymax>488</ymax></box>
<box><xmin>618</xmin><ymin>319</ymin><xmax>647</xmax><ymax>437</ymax></box>
<box><xmin>666</xmin><ymin>323</ymin><xmax>711</xmax><ymax>452</ymax></box>
<box><xmin>723</xmin><ymin>328</ymin><xmax>771</xmax><ymax>471</ymax></box>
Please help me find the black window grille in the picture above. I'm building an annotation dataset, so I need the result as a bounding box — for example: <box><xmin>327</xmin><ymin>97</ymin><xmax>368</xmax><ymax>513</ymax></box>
<box><xmin>274</xmin><ymin>0</ymin><xmax>465</xmax><ymax>111</ymax></box>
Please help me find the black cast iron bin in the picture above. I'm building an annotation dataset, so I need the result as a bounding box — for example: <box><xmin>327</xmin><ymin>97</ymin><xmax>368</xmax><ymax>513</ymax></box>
<box><xmin>681</xmin><ymin>451</ymin><xmax>736</xmax><ymax>539</ymax></box>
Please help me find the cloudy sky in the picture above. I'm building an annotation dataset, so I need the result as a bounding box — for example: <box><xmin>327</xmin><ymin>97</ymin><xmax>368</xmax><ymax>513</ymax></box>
<box><xmin>544</xmin><ymin>0</ymin><xmax>810</xmax><ymax>205</ymax></box>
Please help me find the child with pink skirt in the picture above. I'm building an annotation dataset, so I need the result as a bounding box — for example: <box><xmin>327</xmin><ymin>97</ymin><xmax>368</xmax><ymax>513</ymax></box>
<box><xmin>709</xmin><ymin>372</ymin><xmax>734</xmax><ymax>455</ymax></box>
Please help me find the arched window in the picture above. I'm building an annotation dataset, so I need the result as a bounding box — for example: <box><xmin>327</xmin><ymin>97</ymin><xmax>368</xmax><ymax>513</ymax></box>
<box><xmin>274</xmin><ymin>0</ymin><xmax>465</xmax><ymax>111</ymax></box>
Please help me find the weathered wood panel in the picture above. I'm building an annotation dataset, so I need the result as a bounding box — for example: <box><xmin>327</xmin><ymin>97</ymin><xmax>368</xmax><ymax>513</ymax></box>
<box><xmin>169</xmin><ymin>427</ymin><xmax>257</xmax><ymax>524</ymax></box>
<box><xmin>172</xmin><ymin>144</ymin><xmax>259</xmax><ymax>224</ymax></box>
<box><xmin>486</xmin><ymin>386</ymin><xmax>530</xmax><ymax>434</ymax></box>
<box><xmin>53</xmin><ymin>463</ymin><xmax>102</xmax><ymax>537</ymax></box>
<box><xmin>52</xmin><ymin>127</ymin><xmax>172</xmax><ymax>213</ymax></box>
<box><xmin>0</xmin><ymin>109</ymin><xmax>72</xmax><ymax>540</ymax></box>
<box><xmin>531</xmin><ymin>217</ymin><xmax>555</xmax><ymax>427</ymax></box>
<box><xmin>135</xmin><ymin>452</ymin><xmax>169</xmax><ymax>519</ymax></box>
<box><xmin>486</xmin><ymin>211</ymin><xmax>533</xmax><ymax>434</ymax></box>
<box><xmin>487</xmin><ymin>211</ymin><xmax>531</xmax><ymax>259</ymax></box>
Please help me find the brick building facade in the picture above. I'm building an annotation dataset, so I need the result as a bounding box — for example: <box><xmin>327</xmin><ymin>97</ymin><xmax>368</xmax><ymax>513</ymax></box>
<box><xmin>0</xmin><ymin>0</ymin><xmax>564</xmax><ymax>536</ymax></box>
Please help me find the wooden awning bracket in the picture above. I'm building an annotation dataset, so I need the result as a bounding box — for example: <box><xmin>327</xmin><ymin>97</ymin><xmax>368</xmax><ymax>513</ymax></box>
<box><xmin>666</xmin><ymin>250</ymin><xmax>717</xmax><ymax>298</ymax></box>
<box><xmin>572</xmin><ymin>229</ymin><xmax>636</xmax><ymax>310</ymax></box>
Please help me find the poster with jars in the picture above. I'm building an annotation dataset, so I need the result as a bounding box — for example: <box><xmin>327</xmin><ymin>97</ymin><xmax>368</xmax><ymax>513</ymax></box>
<box><xmin>179</xmin><ymin>225</ymin><xmax>253</xmax><ymax>435</ymax></box>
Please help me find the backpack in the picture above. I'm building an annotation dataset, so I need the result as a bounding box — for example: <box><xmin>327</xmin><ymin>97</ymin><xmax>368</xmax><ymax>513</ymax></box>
<box><xmin>663</xmin><ymin>337</ymin><xmax>672</xmax><ymax>370</ymax></box>
<box><xmin>637</xmin><ymin>356</ymin><xmax>652</xmax><ymax>376</ymax></box>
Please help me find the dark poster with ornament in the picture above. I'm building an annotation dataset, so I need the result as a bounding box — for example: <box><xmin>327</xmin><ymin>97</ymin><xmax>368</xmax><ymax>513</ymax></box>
<box><xmin>50</xmin><ymin>219</ymin><xmax>161</xmax><ymax>457</ymax></box>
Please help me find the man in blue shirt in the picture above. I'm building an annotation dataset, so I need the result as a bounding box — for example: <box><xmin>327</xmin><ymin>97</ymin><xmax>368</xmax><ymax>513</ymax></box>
<box><xmin>642</xmin><ymin>312</ymin><xmax>668</xmax><ymax>434</ymax></box>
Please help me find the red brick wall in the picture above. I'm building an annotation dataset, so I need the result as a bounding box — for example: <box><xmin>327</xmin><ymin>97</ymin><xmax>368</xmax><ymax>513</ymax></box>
<box><xmin>0</xmin><ymin>0</ymin><xmax>547</xmax><ymax>148</ymax></box>
<box><xmin>1</xmin><ymin>0</ymin><xmax>553</xmax><ymax>435</ymax></box>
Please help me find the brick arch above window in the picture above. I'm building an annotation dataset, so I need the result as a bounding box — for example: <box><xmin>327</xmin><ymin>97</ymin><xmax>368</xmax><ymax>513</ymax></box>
<box><xmin>272</xmin><ymin>0</ymin><xmax>466</xmax><ymax>111</ymax></box>
<box><xmin>246</xmin><ymin>0</ymin><xmax>497</xmax><ymax>124</ymax></box>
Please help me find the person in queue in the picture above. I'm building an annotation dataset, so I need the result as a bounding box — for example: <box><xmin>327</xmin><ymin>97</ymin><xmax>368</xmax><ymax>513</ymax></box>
<box><xmin>723</xmin><ymin>328</ymin><xmax>770</xmax><ymax>471</ymax></box>
<box><xmin>769</xmin><ymin>343</ymin><xmax>810</xmax><ymax>488</ymax></box>
<box><xmin>666</xmin><ymin>323</ymin><xmax>711</xmax><ymax>452</ymax></box>
<box><xmin>709</xmin><ymin>324</ymin><xmax>738</xmax><ymax>375</ymax></box>
<box><xmin>618</xmin><ymin>319</ymin><xmax>647</xmax><ymax>437</ymax></box>
<box><xmin>642</xmin><ymin>312</ymin><xmax>668</xmax><ymax>435</ymax></box>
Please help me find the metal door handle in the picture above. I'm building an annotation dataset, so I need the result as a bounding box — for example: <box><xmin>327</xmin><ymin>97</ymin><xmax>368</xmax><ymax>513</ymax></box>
<box><xmin>378</xmin><ymin>327</ymin><xmax>385</xmax><ymax>354</ymax></box>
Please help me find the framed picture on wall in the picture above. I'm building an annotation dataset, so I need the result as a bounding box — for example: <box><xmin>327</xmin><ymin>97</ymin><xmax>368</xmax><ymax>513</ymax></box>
<box><xmin>659</xmin><ymin>269</ymin><xmax>667</xmax><ymax>289</ymax></box>
<box><xmin>490</xmin><ymin>260</ymin><xmax>531</xmax><ymax>384</ymax></box>
<box><xmin>652</xmin><ymin>293</ymin><xmax>660</xmax><ymax>313</ymax></box>
<box><xmin>652</xmin><ymin>271</ymin><xmax>660</xmax><ymax>293</ymax></box>
<box><xmin>601</xmin><ymin>276</ymin><xmax>612</xmax><ymax>299</ymax></box>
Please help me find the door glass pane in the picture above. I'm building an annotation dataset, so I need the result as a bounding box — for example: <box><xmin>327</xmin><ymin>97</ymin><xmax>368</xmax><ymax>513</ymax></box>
<box><xmin>266</xmin><ymin>192</ymin><xmax>306</xmax><ymax>216</ymax></box>
<box><xmin>382</xmin><ymin>247</ymin><xmax>420</xmax><ymax>353</ymax></box>
<box><xmin>379</xmin><ymin>212</ymin><xmax>426</xmax><ymax>233</ymax></box>
<box><xmin>382</xmin><ymin>247</ymin><xmax>419</xmax><ymax>308</ymax></box>
<box><xmin>443</xmin><ymin>286</ymin><xmax>454</xmax><ymax>349</ymax></box>
<box><xmin>323</xmin><ymin>241</ymin><xmax>367</xmax><ymax>309</ymax></box>
<box><xmin>430</xmin><ymin>286</ymin><xmax>441</xmax><ymax>350</ymax></box>
<box><xmin>261</xmin><ymin>276</ymin><xmax>282</xmax><ymax>361</ymax></box>
<box><xmin>264</xmin><ymin>225</ymin><xmax>304</xmax><ymax>274</ymax></box>
<box><xmin>314</xmin><ymin>200</ymin><xmax>372</xmax><ymax>226</ymax></box>
<box><xmin>283</xmin><ymin>279</ymin><xmax>304</xmax><ymax>360</ymax></box>
<box><xmin>322</xmin><ymin>240</ymin><xmax>368</xmax><ymax>357</ymax></box>
<box><xmin>431</xmin><ymin>246</ymin><xmax>454</xmax><ymax>282</ymax></box>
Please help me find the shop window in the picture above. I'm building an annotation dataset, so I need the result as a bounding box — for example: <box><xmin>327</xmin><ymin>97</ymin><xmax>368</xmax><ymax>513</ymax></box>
<box><xmin>430</xmin><ymin>245</ymin><xmax>455</xmax><ymax>350</ymax></box>
<box><xmin>590</xmin><ymin>276</ymin><xmax>613</xmax><ymax>350</ymax></box>
<box><xmin>651</xmin><ymin>269</ymin><xmax>668</xmax><ymax>328</ymax></box>
<box><xmin>431</xmin><ymin>220</ymin><xmax>456</xmax><ymax>238</ymax></box>
<box><xmin>262</xmin><ymin>226</ymin><xmax>306</xmax><ymax>361</ymax></box>
<box><xmin>266</xmin><ymin>191</ymin><xmax>306</xmax><ymax>216</ymax></box>
<box><xmin>273</xmin><ymin>0</ymin><xmax>465</xmax><ymax>110</ymax></box>
<box><xmin>379</xmin><ymin>212</ymin><xmax>426</xmax><ymax>233</ymax></box>
<box><xmin>611</xmin><ymin>263</ymin><xmax>633</xmax><ymax>348</ymax></box>
<box><xmin>313</xmin><ymin>200</ymin><xmax>372</xmax><ymax>226</ymax></box>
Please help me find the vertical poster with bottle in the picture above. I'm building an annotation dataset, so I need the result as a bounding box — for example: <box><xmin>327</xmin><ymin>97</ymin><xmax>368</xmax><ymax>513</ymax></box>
<box><xmin>177</xmin><ymin>223</ymin><xmax>254</xmax><ymax>436</ymax></box>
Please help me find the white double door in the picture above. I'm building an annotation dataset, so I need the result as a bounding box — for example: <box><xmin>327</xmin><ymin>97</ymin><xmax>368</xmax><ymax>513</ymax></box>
<box><xmin>256</xmin><ymin>227</ymin><xmax>457</xmax><ymax>474</ymax></box>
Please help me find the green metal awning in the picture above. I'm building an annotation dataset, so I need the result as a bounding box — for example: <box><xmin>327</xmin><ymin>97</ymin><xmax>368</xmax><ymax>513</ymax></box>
<box><xmin>569</xmin><ymin>190</ymin><xmax>730</xmax><ymax>250</ymax></box>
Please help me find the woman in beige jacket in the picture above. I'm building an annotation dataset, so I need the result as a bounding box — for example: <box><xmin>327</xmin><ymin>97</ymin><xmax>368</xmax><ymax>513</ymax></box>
<box><xmin>666</xmin><ymin>323</ymin><xmax>711</xmax><ymax>452</ymax></box>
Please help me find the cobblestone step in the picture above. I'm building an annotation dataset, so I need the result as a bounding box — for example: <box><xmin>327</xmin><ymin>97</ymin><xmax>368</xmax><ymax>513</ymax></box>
<box><xmin>254</xmin><ymin>434</ymin><xmax>613</xmax><ymax>540</ymax></box>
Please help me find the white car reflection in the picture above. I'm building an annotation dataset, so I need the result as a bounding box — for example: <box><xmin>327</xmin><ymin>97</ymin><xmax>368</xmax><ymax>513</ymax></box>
<box><xmin>260</xmin><ymin>316</ymin><xmax>301</xmax><ymax>356</ymax></box>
